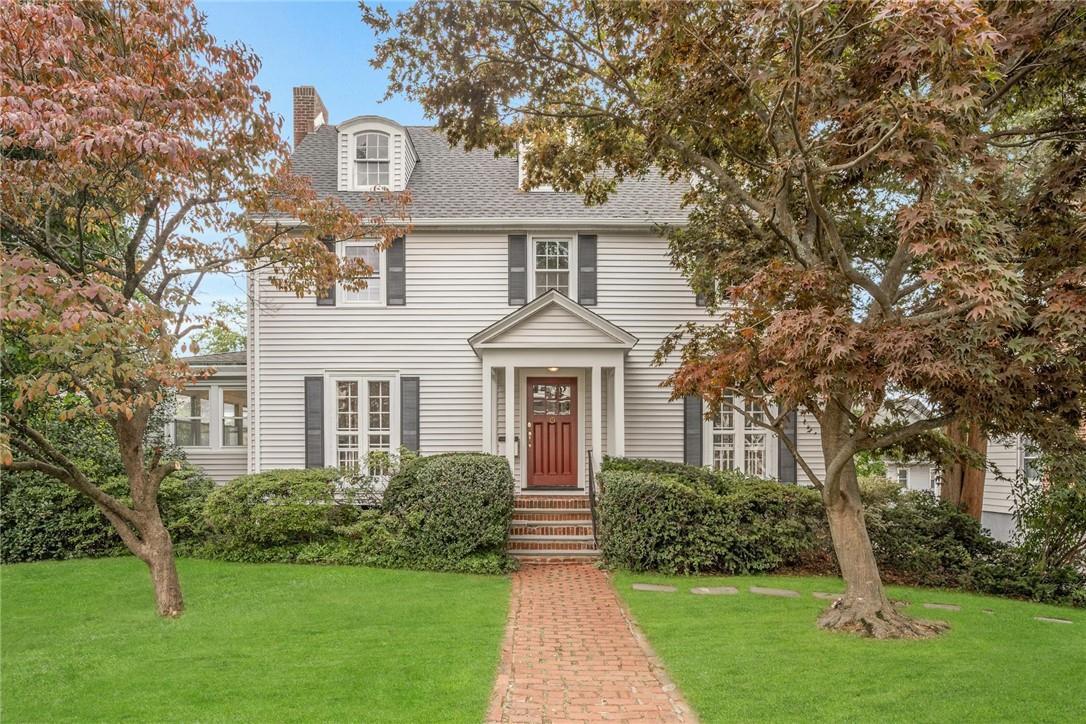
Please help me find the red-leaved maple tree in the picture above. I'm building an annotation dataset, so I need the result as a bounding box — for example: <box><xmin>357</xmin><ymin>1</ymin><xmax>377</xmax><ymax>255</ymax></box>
<box><xmin>365</xmin><ymin>0</ymin><xmax>1086</xmax><ymax>637</ymax></box>
<box><xmin>1</xmin><ymin>0</ymin><xmax>407</xmax><ymax>616</ymax></box>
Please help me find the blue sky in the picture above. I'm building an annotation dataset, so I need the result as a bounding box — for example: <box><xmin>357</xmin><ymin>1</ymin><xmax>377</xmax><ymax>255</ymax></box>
<box><xmin>191</xmin><ymin>1</ymin><xmax>424</xmax><ymax>314</ymax></box>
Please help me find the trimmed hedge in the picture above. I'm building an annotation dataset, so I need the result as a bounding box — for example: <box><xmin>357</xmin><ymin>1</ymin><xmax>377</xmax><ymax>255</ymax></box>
<box><xmin>1</xmin><ymin>467</ymin><xmax>215</xmax><ymax>563</ymax></box>
<box><xmin>598</xmin><ymin>457</ymin><xmax>1085</xmax><ymax>607</ymax></box>
<box><xmin>197</xmin><ymin>453</ymin><xmax>516</xmax><ymax>574</ymax></box>
<box><xmin>598</xmin><ymin>466</ymin><xmax>825</xmax><ymax>574</ymax></box>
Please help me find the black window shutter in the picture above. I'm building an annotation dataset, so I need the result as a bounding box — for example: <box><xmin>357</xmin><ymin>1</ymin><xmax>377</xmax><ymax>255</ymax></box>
<box><xmin>304</xmin><ymin>376</ymin><xmax>324</xmax><ymax>468</ymax></box>
<box><xmin>683</xmin><ymin>395</ymin><xmax>703</xmax><ymax>466</ymax></box>
<box><xmin>577</xmin><ymin>234</ymin><xmax>597</xmax><ymax>306</ymax></box>
<box><xmin>316</xmin><ymin>238</ymin><xmax>336</xmax><ymax>306</ymax></box>
<box><xmin>777</xmin><ymin>408</ymin><xmax>798</xmax><ymax>483</ymax></box>
<box><xmin>387</xmin><ymin>236</ymin><xmax>406</xmax><ymax>306</ymax></box>
<box><xmin>400</xmin><ymin>376</ymin><xmax>420</xmax><ymax>452</ymax></box>
<box><xmin>508</xmin><ymin>234</ymin><xmax>527</xmax><ymax>306</ymax></box>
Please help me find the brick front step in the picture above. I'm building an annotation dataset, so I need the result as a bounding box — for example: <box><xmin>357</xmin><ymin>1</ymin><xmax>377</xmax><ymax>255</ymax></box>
<box><xmin>513</xmin><ymin>495</ymin><xmax>590</xmax><ymax>509</ymax></box>
<box><xmin>512</xmin><ymin>554</ymin><xmax>600</xmax><ymax>564</ymax></box>
<box><xmin>510</xmin><ymin>523</ymin><xmax>595</xmax><ymax>537</ymax></box>
<box><xmin>508</xmin><ymin>538</ymin><xmax>599</xmax><ymax>553</ymax></box>
<box><xmin>512</xmin><ymin>509</ymin><xmax>593</xmax><ymax>523</ymax></box>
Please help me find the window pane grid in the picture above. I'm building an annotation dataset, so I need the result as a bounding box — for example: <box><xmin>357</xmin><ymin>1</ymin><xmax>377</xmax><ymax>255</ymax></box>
<box><xmin>711</xmin><ymin>395</ymin><xmax>769</xmax><ymax>476</ymax></box>
<box><xmin>744</xmin><ymin>434</ymin><xmax>766</xmax><ymax>476</ymax></box>
<box><xmin>354</xmin><ymin>132</ymin><xmax>389</xmax><ymax>188</ymax></box>
<box><xmin>534</xmin><ymin>238</ymin><xmax>570</xmax><ymax>296</ymax></box>
<box><xmin>342</xmin><ymin>244</ymin><xmax>382</xmax><ymax>304</ymax></box>
<box><xmin>336</xmin><ymin>381</ymin><xmax>360</xmax><ymax>471</ymax></box>
<box><xmin>174</xmin><ymin>391</ymin><xmax>210</xmax><ymax>447</ymax></box>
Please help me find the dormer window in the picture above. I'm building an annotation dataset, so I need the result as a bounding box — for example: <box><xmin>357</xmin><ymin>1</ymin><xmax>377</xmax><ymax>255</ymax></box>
<box><xmin>354</xmin><ymin>131</ymin><xmax>389</xmax><ymax>188</ymax></box>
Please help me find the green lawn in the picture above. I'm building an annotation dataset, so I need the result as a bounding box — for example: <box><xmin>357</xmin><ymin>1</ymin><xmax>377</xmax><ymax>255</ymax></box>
<box><xmin>614</xmin><ymin>572</ymin><xmax>1086</xmax><ymax>724</ymax></box>
<box><xmin>1</xmin><ymin>558</ymin><xmax>510</xmax><ymax>723</ymax></box>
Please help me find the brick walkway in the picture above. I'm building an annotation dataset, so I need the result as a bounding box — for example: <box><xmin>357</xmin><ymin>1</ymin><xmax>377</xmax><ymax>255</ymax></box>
<box><xmin>486</xmin><ymin>564</ymin><xmax>696</xmax><ymax>723</ymax></box>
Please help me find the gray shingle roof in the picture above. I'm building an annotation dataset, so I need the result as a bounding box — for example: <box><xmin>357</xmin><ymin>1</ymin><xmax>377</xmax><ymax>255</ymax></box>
<box><xmin>179</xmin><ymin>351</ymin><xmax>247</xmax><ymax>366</ymax></box>
<box><xmin>290</xmin><ymin>124</ymin><xmax>686</xmax><ymax>224</ymax></box>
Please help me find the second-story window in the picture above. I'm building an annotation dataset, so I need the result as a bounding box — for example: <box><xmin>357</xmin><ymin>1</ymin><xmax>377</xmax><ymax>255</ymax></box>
<box><xmin>534</xmin><ymin>238</ymin><xmax>570</xmax><ymax>296</ymax></box>
<box><xmin>341</xmin><ymin>242</ymin><xmax>382</xmax><ymax>305</ymax></box>
<box><xmin>354</xmin><ymin>131</ymin><xmax>389</xmax><ymax>188</ymax></box>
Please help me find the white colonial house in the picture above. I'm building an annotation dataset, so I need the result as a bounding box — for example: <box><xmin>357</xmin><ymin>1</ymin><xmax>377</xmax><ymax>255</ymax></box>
<box><xmin>174</xmin><ymin>86</ymin><xmax>1028</xmax><ymax>550</ymax></box>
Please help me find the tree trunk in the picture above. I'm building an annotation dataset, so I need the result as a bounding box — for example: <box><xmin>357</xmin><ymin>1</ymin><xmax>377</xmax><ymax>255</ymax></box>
<box><xmin>941</xmin><ymin>421</ymin><xmax>987</xmax><ymax>520</ymax></box>
<box><xmin>817</xmin><ymin>407</ymin><xmax>947</xmax><ymax>639</ymax></box>
<box><xmin>140</xmin><ymin>513</ymin><xmax>184</xmax><ymax>618</ymax></box>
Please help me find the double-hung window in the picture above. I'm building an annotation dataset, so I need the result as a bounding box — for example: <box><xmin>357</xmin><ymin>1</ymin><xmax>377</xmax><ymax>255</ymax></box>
<box><xmin>710</xmin><ymin>394</ymin><xmax>774</xmax><ymax>477</ymax></box>
<box><xmin>330</xmin><ymin>374</ymin><xmax>396</xmax><ymax>473</ymax></box>
<box><xmin>533</xmin><ymin>237</ymin><xmax>571</xmax><ymax>297</ymax></box>
<box><xmin>895</xmin><ymin>467</ymin><xmax>909</xmax><ymax>487</ymax></box>
<box><xmin>354</xmin><ymin>131</ymin><xmax>389</xmax><ymax>188</ymax></box>
<box><xmin>1022</xmin><ymin>439</ymin><xmax>1042</xmax><ymax>482</ymax></box>
<box><xmin>221</xmin><ymin>388</ymin><xmax>248</xmax><ymax>446</ymax></box>
<box><xmin>340</xmin><ymin>242</ymin><xmax>383</xmax><ymax>305</ymax></box>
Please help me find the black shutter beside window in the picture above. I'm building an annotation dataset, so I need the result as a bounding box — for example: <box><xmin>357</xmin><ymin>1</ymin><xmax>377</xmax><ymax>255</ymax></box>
<box><xmin>578</xmin><ymin>234</ymin><xmax>597</xmax><ymax>306</ymax></box>
<box><xmin>777</xmin><ymin>408</ymin><xmax>798</xmax><ymax>483</ymax></box>
<box><xmin>316</xmin><ymin>238</ymin><xmax>336</xmax><ymax>306</ymax></box>
<box><xmin>683</xmin><ymin>395</ymin><xmax>703</xmax><ymax>467</ymax></box>
<box><xmin>387</xmin><ymin>236</ymin><xmax>406</xmax><ymax>306</ymax></box>
<box><xmin>508</xmin><ymin>234</ymin><xmax>528</xmax><ymax>306</ymax></box>
<box><xmin>304</xmin><ymin>376</ymin><xmax>324</xmax><ymax>468</ymax></box>
<box><xmin>400</xmin><ymin>376</ymin><xmax>420</xmax><ymax>452</ymax></box>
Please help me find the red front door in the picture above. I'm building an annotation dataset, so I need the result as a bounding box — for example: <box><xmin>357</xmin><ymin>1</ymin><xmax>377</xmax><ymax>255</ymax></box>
<box><xmin>526</xmin><ymin>377</ymin><xmax>578</xmax><ymax>487</ymax></box>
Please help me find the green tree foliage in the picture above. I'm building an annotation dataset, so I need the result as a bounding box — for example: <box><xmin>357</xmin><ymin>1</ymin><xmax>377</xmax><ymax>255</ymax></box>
<box><xmin>190</xmin><ymin>300</ymin><xmax>246</xmax><ymax>355</ymax></box>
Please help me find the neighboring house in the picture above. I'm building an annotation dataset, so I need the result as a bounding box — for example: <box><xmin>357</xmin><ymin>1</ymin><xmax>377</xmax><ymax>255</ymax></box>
<box><xmin>887</xmin><ymin>437</ymin><xmax>1040</xmax><ymax>541</ymax></box>
<box><xmin>176</xmin><ymin>86</ymin><xmax>1019</xmax><ymax>550</ymax></box>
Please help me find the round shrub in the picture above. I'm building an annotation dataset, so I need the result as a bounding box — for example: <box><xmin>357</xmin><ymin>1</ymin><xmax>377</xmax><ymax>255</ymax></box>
<box><xmin>384</xmin><ymin>453</ymin><xmax>514</xmax><ymax>561</ymax></box>
<box><xmin>203</xmin><ymin>468</ymin><xmax>359</xmax><ymax>546</ymax></box>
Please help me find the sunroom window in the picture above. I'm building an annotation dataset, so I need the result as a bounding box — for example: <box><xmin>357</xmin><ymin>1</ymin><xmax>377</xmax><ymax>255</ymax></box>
<box><xmin>534</xmin><ymin>238</ymin><xmax>570</xmax><ymax>296</ymax></box>
<box><xmin>174</xmin><ymin>390</ymin><xmax>210</xmax><ymax>447</ymax></box>
<box><xmin>354</xmin><ymin>131</ymin><xmax>389</xmax><ymax>188</ymax></box>
<box><xmin>221</xmin><ymin>388</ymin><xmax>248</xmax><ymax>447</ymax></box>
<box><xmin>712</xmin><ymin>395</ymin><xmax>770</xmax><ymax>477</ymax></box>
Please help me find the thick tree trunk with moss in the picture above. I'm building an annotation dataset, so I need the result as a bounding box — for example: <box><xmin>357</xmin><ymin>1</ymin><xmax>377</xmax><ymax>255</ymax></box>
<box><xmin>817</xmin><ymin>407</ymin><xmax>947</xmax><ymax>639</ymax></box>
<box><xmin>942</xmin><ymin>421</ymin><xmax>987</xmax><ymax>520</ymax></box>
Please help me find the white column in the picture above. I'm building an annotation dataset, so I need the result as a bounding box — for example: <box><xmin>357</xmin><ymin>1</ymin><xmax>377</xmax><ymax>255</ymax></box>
<box><xmin>606</xmin><ymin>369</ymin><xmax>615</xmax><ymax>457</ymax></box>
<box><xmin>505</xmin><ymin>365</ymin><xmax>516</xmax><ymax>477</ymax></box>
<box><xmin>481</xmin><ymin>362</ymin><xmax>493</xmax><ymax>453</ymax></box>
<box><xmin>613</xmin><ymin>360</ymin><xmax>625</xmax><ymax>457</ymax></box>
<box><xmin>591</xmin><ymin>365</ymin><xmax>603</xmax><ymax>472</ymax></box>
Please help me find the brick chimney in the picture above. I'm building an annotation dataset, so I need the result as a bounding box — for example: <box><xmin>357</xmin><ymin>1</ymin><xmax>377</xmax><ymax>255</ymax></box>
<box><xmin>292</xmin><ymin>86</ymin><xmax>328</xmax><ymax>148</ymax></box>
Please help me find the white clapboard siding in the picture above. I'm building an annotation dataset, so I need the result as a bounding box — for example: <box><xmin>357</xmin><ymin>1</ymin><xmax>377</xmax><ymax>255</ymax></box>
<box><xmin>252</xmin><ymin>230</ymin><xmax>709</xmax><ymax>471</ymax></box>
<box><xmin>184</xmin><ymin>447</ymin><xmax>247</xmax><ymax>484</ymax></box>
<box><xmin>983</xmin><ymin>436</ymin><xmax>1022</xmax><ymax>514</ymax></box>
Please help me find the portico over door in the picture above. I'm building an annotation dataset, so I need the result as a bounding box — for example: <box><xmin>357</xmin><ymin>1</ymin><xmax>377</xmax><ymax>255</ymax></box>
<box><xmin>526</xmin><ymin>377</ymin><xmax>577</xmax><ymax>486</ymax></box>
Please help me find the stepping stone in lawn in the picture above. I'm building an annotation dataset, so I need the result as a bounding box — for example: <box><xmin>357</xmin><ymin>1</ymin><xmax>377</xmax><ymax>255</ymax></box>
<box><xmin>632</xmin><ymin>583</ymin><xmax>677</xmax><ymax>592</ymax></box>
<box><xmin>749</xmin><ymin>586</ymin><xmax>800</xmax><ymax>598</ymax></box>
<box><xmin>691</xmin><ymin>586</ymin><xmax>739</xmax><ymax>596</ymax></box>
<box><xmin>812</xmin><ymin>591</ymin><xmax>840</xmax><ymax>601</ymax></box>
<box><xmin>983</xmin><ymin>609</ymin><xmax>995</xmax><ymax>615</ymax></box>
<box><xmin>1034</xmin><ymin>616</ymin><xmax>1073</xmax><ymax>625</ymax></box>
<box><xmin>923</xmin><ymin>603</ymin><xmax>961</xmax><ymax>611</ymax></box>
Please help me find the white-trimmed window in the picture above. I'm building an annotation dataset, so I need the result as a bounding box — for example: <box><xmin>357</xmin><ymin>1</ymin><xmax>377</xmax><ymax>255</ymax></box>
<box><xmin>221</xmin><ymin>387</ymin><xmax>248</xmax><ymax>447</ymax></box>
<box><xmin>354</xmin><ymin>131</ymin><xmax>389</xmax><ymax>188</ymax></box>
<box><xmin>895</xmin><ymin>467</ymin><xmax>908</xmax><ymax>486</ymax></box>
<box><xmin>171</xmin><ymin>384</ymin><xmax>245</xmax><ymax>450</ymax></box>
<box><xmin>710</xmin><ymin>395</ymin><xmax>774</xmax><ymax>477</ymax></box>
<box><xmin>174</xmin><ymin>390</ymin><xmax>211</xmax><ymax>447</ymax></box>
<box><xmin>1023</xmin><ymin>440</ymin><xmax>1042</xmax><ymax>482</ymax></box>
<box><xmin>329</xmin><ymin>374</ymin><xmax>397</xmax><ymax>473</ymax></box>
<box><xmin>340</xmin><ymin>242</ymin><xmax>383</xmax><ymax>305</ymax></box>
<box><xmin>533</xmin><ymin>237</ymin><xmax>571</xmax><ymax>297</ymax></box>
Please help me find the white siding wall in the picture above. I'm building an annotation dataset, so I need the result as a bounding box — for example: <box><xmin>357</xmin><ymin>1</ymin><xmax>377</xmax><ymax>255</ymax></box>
<box><xmin>252</xmin><ymin>230</ymin><xmax>708</xmax><ymax>472</ymax></box>
<box><xmin>184</xmin><ymin>447</ymin><xmax>247</xmax><ymax>484</ymax></box>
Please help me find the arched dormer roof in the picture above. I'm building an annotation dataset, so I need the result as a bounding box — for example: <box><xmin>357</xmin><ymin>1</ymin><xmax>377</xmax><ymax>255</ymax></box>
<box><xmin>336</xmin><ymin>116</ymin><xmax>419</xmax><ymax>192</ymax></box>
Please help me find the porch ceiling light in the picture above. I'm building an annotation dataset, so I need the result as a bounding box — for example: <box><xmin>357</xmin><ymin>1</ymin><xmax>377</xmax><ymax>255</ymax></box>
<box><xmin>547</xmin><ymin>366</ymin><xmax>560</xmax><ymax>372</ymax></box>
